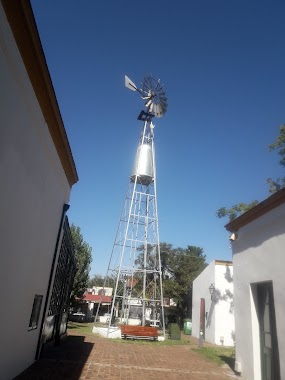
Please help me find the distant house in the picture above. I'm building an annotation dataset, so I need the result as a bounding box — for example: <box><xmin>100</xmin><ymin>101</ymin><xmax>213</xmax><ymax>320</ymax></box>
<box><xmin>0</xmin><ymin>1</ymin><xmax>78</xmax><ymax>379</ymax></box>
<box><xmin>192</xmin><ymin>260</ymin><xmax>235</xmax><ymax>346</ymax></box>
<box><xmin>226</xmin><ymin>188</ymin><xmax>285</xmax><ymax>379</ymax></box>
<box><xmin>75</xmin><ymin>287</ymin><xmax>113</xmax><ymax>320</ymax></box>
<box><xmin>88</xmin><ymin>286</ymin><xmax>113</xmax><ymax>297</ymax></box>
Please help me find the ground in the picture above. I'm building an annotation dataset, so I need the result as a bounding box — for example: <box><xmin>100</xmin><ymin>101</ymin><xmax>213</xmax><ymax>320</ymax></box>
<box><xmin>15</xmin><ymin>323</ymin><xmax>240</xmax><ymax>380</ymax></box>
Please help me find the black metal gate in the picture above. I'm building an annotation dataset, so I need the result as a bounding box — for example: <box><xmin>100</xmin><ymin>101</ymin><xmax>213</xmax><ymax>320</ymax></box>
<box><xmin>43</xmin><ymin>217</ymin><xmax>76</xmax><ymax>344</ymax></box>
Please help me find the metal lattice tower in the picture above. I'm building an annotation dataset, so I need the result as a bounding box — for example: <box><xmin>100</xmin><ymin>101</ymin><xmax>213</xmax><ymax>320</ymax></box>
<box><xmin>97</xmin><ymin>75</ymin><xmax>167</xmax><ymax>338</ymax></box>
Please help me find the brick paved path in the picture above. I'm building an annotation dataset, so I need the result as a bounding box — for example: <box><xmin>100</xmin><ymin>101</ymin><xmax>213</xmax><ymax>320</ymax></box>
<box><xmin>15</xmin><ymin>332</ymin><xmax>239</xmax><ymax>380</ymax></box>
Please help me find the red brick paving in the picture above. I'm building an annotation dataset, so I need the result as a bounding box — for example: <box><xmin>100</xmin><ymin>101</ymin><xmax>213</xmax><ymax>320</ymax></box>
<box><xmin>15</xmin><ymin>331</ymin><xmax>239</xmax><ymax>380</ymax></box>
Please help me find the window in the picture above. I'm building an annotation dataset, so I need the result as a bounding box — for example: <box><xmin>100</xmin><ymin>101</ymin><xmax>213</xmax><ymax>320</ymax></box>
<box><xmin>28</xmin><ymin>294</ymin><xmax>43</xmax><ymax>331</ymax></box>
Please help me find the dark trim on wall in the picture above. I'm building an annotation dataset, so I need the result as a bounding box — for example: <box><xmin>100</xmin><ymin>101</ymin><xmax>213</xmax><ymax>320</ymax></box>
<box><xmin>35</xmin><ymin>203</ymin><xmax>70</xmax><ymax>360</ymax></box>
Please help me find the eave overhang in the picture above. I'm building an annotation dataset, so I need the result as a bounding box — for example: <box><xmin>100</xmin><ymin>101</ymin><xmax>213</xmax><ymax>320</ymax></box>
<box><xmin>225</xmin><ymin>187</ymin><xmax>285</xmax><ymax>233</ymax></box>
<box><xmin>2</xmin><ymin>0</ymin><xmax>78</xmax><ymax>187</ymax></box>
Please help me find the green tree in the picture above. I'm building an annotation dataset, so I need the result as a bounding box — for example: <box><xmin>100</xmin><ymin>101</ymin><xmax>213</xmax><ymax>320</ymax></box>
<box><xmin>162</xmin><ymin>245</ymin><xmax>207</xmax><ymax>323</ymax></box>
<box><xmin>135</xmin><ymin>243</ymin><xmax>207</xmax><ymax>323</ymax></box>
<box><xmin>70</xmin><ymin>224</ymin><xmax>92</xmax><ymax>304</ymax></box>
<box><xmin>217</xmin><ymin>124</ymin><xmax>285</xmax><ymax>221</ymax></box>
<box><xmin>216</xmin><ymin>201</ymin><xmax>259</xmax><ymax>221</ymax></box>
<box><xmin>266</xmin><ymin>124</ymin><xmax>285</xmax><ymax>192</ymax></box>
<box><xmin>88</xmin><ymin>274</ymin><xmax>116</xmax><ymax>289</ymax></box>
<box><xmin>88</xmin><ymin>274</ymin><xmax>105</xmax><ymax>287</ymax></box>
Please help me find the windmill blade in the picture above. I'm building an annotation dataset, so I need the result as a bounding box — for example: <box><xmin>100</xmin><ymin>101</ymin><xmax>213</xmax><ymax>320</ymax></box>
<box><xmin>156</xmin><ymin>83</ymin><xmax>164</xmax><ymax>93</ymax></box>
<box><xmin>153</xmin><ymin>104</ymin><xmax>158</xmax><ymax>116</ymax></box>
<box><xmin>160</xmin><ymin>100</ymin><xmax>168</xmax><ymax>108</ymax></box>
<box><xmin>125</xmin><ymin>75</ymin><xmax>139</xmax><ymax>92</ymax></box>
<box><xmin>156</xmin><ymin>104</ymin><xmax>163</xmax><ymax>116</ymax></box>
<box><xmin>142</xmin><ymin>76</ymin><xmax>152</xmax><ymax>91</ymax></box>
<box><xmin>160</xmin><ymin>96</ymin><xmax>168</xmax><ymax>102</ymax></box>
<box><xmin>158</xmin><ymin>90</ymin><xmax>166</xmax><ymax>97</ymax></box>
<box><xmin>157</xmin><ymin>91</ymin><xmax>166</xmax><ymax>100</ymax></box>
<box><xmin>155</xmin><ymin>104</ymin><xmax>162</xmax><ymax>117</ymax></box>
<box><xmin>155</xmin><ymin>79</ymin><xmax>161</xmax><ymax>91</ymax></box>
<box><xmin>155</xmin><ymin>104</ymin><xmax>166</xmax><ymax>117</ymax></box>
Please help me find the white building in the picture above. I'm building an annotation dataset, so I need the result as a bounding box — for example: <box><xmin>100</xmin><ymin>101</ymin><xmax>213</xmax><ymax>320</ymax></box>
<box><xmin>87</xmin><ymin>286</ymin><xmax>113</xmax><ymax>296</ymax></box>
<box><xmin>0</xmin><ymin>1</ymin><xmax>78</xmax><ymax>379</ymax></box>
<box><xmin>226</xmin><ymin>188</ymin><xmax>285</xmax><ymax>380</ymax></box>
<box><xmin>192</xmin><ymin>260</ymin><xmax>235</xmax><ymax>346</ymax></box>
<box><xmin>80</xmin><ymin>288</ymin><xmax>113</xmax><ymax>321</ymax></box>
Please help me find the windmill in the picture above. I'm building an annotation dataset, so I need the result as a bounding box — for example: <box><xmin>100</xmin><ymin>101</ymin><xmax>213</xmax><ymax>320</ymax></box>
<box><xmin>96</xmin><ymin>75</ymin><xmax>167</xmax><ymax>338</ymax></box>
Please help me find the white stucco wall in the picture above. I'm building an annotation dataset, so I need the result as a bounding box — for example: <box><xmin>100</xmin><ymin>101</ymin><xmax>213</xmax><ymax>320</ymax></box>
<box><xmin>192</xmin><ymin>261</ymin><xmax>234</xmax><ymax>346</ymax></box>
<box><xmin>0</xmin><ymin>5</ymin><xmax>71</xmax><ymax>380</ymax></box>
<box><xmin>232</xmin><ymin>202</ymin><xmax>285</xmax><ymax>380</ymax></box>
<box><xmin>214</xmin><ymin>264</ymin><xmax>234</xmax><ymax>346</ymax></box>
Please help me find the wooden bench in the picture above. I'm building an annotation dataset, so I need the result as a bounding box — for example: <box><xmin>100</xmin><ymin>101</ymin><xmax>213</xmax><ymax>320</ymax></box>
<box><xmin>120</xmin><ymin>325</ymin><xmax>158</xmax><ymax>340</ymax></box>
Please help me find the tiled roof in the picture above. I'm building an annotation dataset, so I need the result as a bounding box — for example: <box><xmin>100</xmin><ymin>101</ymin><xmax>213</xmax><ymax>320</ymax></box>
<box><xmin>83</xmin><ymin>294</ymin><xmax>112</xmax><ymax>303</ymax></box>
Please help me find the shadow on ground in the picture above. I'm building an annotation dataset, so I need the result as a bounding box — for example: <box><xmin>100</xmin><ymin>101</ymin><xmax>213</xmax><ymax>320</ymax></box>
<box><xmin>219</xmin><ymin>355</ymin><xmax>235</xmax><ymax>372</ymax></box>
<box><xmin>14</xmin><ymin>335</ymin><xmax>94</xmax><ymax>380</ymax></box>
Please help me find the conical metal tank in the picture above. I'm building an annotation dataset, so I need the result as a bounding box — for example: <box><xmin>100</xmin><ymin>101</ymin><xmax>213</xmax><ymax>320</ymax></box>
<box><xmin>131</xmin><ymin>143</ymin><xmax>154</xmax><ymax>185</ymax></box>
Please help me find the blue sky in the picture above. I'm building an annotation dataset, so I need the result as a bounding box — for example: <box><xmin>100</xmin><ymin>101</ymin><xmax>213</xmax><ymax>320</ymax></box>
<box><xmin>31</xmin><ymin>0</ymin><xmax>285</xmax><ymax>276</ymax></box>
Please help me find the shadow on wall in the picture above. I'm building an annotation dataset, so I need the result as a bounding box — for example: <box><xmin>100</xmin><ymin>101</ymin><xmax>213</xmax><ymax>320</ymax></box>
<box><xmin>206</xmin><ymin>266</ymin><xmax>234</xmax><ymax>328</ymax></box>
<box><xmin>14</xmin><ymin>335</ymin><xmax>94</xmax><ymax>380</ymax></box>
<box><xmin>231</xmin><ymin>330</ymin><xmax>235</xmax><ymax>344</ymax></box>
<box><xmin>206</xmin><ymin>299</ymin><xmax>215</xmax><ymax>328</ymax></box>
<box><xmin>224</xmin><ymin>266</ymin><xmax>233</xmax><ymax>283</ymax></box>
<box><xmin>214</xmin><ymin>266</ymin><xmax>234</xmax><ymax>313</ymax></box>
<box><xmin>214</xmin><ymin>288</ymin><xmax>234</xmax><ymax>314</ymax></box>
<box><xmin>205</xmin><ymin>290</ymin><xmax>233</xmax><ymax>328</ymax></box>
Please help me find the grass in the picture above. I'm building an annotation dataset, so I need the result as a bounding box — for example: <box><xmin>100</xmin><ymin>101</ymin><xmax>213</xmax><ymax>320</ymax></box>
<box><xmin>67</xmin><ymin>322</ymin><xmax>94</xmax><ymax>335</ymax></box>
<box><xmin>67</xmin><ymin>322</ymin><xmax>193</xmax><ymax>346</ymax></box>
<box><xmin>193</xmin><ymin>346</ymin><xmax>235</xmax><ymax>369</ymax></box>
<box><xmin>112</xmin><ymin>336</ymin><xmax>193</xmax><ymax>346</ymax></box>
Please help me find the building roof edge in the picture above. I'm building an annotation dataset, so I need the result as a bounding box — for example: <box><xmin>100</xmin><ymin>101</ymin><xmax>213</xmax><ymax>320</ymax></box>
<box><xmin>2</xmin><ymin>0</ymin><xmax>78</xmax><ymax>187</ymax></box>
<box><xmin>225</xmin><ymin>188</ymin><xmax>285</xmax><ymax>232</ymax></box>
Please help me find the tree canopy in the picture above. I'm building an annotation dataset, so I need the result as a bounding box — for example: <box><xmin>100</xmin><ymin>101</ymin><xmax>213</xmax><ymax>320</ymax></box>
<box><xmin>88</xmin><ymin>274</ymin><xmax>105</xmax><ymax>288</ymax></box>
<box><xmin>217</xmin><ymin>124</ymin><xmax>285</xmax><ymax>221</ymax></box>
<box><xmin>70</xmin><ymin>224</ymin><xmax>92</xmax><ymax>303</ymax></box>
<box><xmin>89</xmin><ymin>242</ymin><xmax>206</xmax><ymax>325</ymax></box>
<box><xmin>216</xmin><ymin>201</ymin><xmax>259</xmax><ymax>222</ymax></box>
<box><xmin>161</xmin><ymin>243</ymin><xmax>207</xmax><ymax>323</ymax></box>
<box><xmin>135</xmin><ymin>242</ymin><xmax>207</xmax><ymax>323</ymax></box>
<box><xmin>266</xmin><ymin>124</ymin><xmax>285</xmax><ymax>192</ymax></box>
